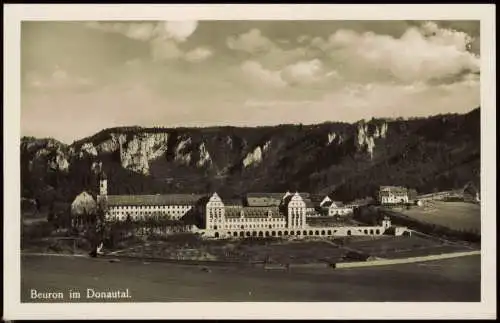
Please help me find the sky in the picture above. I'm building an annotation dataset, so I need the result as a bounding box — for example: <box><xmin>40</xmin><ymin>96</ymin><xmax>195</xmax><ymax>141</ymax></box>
<box><xmin>21</xmin><ymin>20</ymin><xmax>480</xmax><ymax>144</ymax></box>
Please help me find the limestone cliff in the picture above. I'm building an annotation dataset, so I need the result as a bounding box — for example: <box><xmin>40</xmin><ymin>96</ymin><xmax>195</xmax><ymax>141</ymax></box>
<box><xmin>355</xmin><ymin>121</ymin><xmax>389</xmax><ymax>159</ymax></box>
<box><xmin>243</xmin><ymin>140</ymin><xmax>272</xmax><ymax>168</ymax></box>
<box><xmin>21</xmin><ymin>107</ymin><xmax>480</xmax><ymax>203</ymax></box>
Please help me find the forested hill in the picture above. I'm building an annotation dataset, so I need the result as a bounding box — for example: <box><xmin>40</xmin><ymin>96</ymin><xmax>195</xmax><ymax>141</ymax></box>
<box><xmin>21</xmin><ymin>107</ymin><xmax>480</xmax><ymax>208</ymax></box>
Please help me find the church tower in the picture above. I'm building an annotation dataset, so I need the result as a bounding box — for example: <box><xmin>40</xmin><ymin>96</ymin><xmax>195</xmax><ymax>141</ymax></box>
<box><xmin>382</xmin><ymin>216</ymin><xmax>392</xmax><ymax>229</ymax></box>
<box><xmin>99</xmin><ymin>172</ymin><xmax>108</xmax><ymax>197</ymax></box>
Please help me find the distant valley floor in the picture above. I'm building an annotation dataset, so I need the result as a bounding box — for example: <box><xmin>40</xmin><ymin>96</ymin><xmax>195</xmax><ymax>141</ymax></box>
<box><xmin>21</xmin><ymin>254</ymin><xmax>480</xmax><ymax>302</ymax></box>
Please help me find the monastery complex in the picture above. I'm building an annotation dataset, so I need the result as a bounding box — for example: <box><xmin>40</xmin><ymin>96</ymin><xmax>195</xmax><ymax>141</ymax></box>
<box><xmin>91</xmin><ymin>175</ymin><xmax>411</xmax><ymax>239</ymax></box>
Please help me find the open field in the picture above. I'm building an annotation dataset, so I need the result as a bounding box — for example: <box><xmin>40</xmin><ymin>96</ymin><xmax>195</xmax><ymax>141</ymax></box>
<box><xmin>398</xmin><ymin>201</ymin><xmax>480</xmax><ymax>232</ymax></box>
<box><xmin>21</xmin><ymin>254</ymin><xmax>481</xmax><ymax>302</ymax></box>
<box><xmin>107</xmin><ymin>233</ymin><xmax>476</xmax><ymax>264</ymax></box>
<box><xmin>22</xmin><ymin>230</ymin><xmax>476</xmax><ymax>266</ymax></box>
<box><xmin>116</xmin><ymin>239</ymin><xmax>347</xmax><ymax>264</ymax></box>
<box><xmin>340</xmin><ymin>235</ymin><xmax>476</xmax><ymax>259</ymax></box>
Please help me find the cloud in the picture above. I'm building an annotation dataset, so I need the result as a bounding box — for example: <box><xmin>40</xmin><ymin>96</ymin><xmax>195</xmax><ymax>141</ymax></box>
<box><xmin>240</xmin><ymin>58</ymin><xmax>339</xmax><ymax>90</ymax></box>
<box><xmin>25</xmin><ymin>66</ymin><xmax>94</xmax><ymax>91</ymax></box>
<box><xmin>150</xmin><ymin>38</ymin><xmax>183</xmax><ymax>61</ymax></box>
<box><xmin>184</xmin><ymin>47</ymin><xmax>213</xmax><ymax>63</ymax></box>
<box><xmin>85</xmin><ymin>21</ymin><xmax>200</xmax><ymax>62</ymax></box>
<box><xmin>297</xmin><ymin>35</ymin><xmax>311</xmax><ymax>44</ymax></box>
<box><xmin>280</xmin><ymin>59</ymin><xmax>325</xmax><ymax>85</ymax></box>
<box><xmin>258</xmin><ymin>46</ymin><xmax>309</xmax><ymax>70</ymax></box>
<box><xmin>84</xmin><ymin>21</ymin><xmax>157</xmax><ymax>41</ymax></box>
<box><xmin>160</xmin><ymin>21</ymin><xmax>198</xmax><ymax>42</ymax></box>
<box><xmin>312</xmin><ymin>75</ymin><xmax>480</xmax><ymax>122</ymax></box>
<box><xmin>85</xmin><ymin>21</ymin><xmax>198</xmax><ymax>43</ymax></box>
<box><xmin>240</xmin><ymin>60</ymin><xmax>287</xmax><ymax>88</ymax></box>
<box><xmin>310</xmin><ymin>22</ymin><xmax>479</xmax><ymax>83</ymax></box>
<box><xmin>227</xmin><ymin>29</ymin><xmax>276</xmax><ymax>54</ymax></box>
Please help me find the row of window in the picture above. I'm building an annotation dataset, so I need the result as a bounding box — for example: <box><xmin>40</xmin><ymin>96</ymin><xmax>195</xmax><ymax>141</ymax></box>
<box><xmin>106</xmin><ymin>214</ymin><xmax>184</xmax><ymax>221</ymax></box>
<box><xmin>328</xmin><ymin>210</ymin><xmax>353</xmax><ymax>215</ymax></box>
<box><xmin>209</xmin><ymin>223</ymin><xmax>288</xmax><ymax>230</ymax></box>
<box><xmin>207</xmin><ymin>201</ymin><xmax>223</xmax><ymax>207</ymax></box>
<box><xmin>379</xmin><ymin>193</ymin><xmax>408</xmax><ymax>198</ymax></box>
<box><xmin>111</xmin><ymin>205</ymin><xmax>192</xmax><ymax>210</ymax></box>
<box><xmin>225</xmin><ymin>217</ymin><xmax>285</xmax><ymax>222</ymax></box>
<box><xmin>213</xmin><ymin>228</ymin><xmax>384</xmax><ymax>238</ymax></box>
<box><xmin>110</xmin><ymin>210</ymin><xmax>188</xmax><ymax>215</ymax></box>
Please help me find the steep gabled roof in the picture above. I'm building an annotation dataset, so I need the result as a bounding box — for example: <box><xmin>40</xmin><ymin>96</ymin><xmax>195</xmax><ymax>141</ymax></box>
<box><xmin>246</xmin><ymin>192</ymin><xmax>286</xmax><ymax>199</ymax></box>
<box><xmin>379</xmin><ymin>186</ymin><xmax>408</xmax><ymax>194</ymax></box>
<box><xmin>224</xmin><ymin>206</ymin><xmax>284</xmax><ymax>218</ymax></box>
<box><xmin>222</xmin><ymin>198</ymin><xmax>244</xmax><ymax>206</ymax></box>
<box><xmin>106</xmin><ymin>194</ymin><xmax>205</xmax><ymax>207</ymax></box>
<box><xmin>322</xmin><ymin>200</ymin><xmax>333</xmax><ymax>207</ymax></box>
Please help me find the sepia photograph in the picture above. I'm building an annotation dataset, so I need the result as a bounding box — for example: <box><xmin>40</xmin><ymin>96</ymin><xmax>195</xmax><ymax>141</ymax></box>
<box><xmin>4</xmin><ymin>3</ymin><xmax>496</xmax><ymax>320</ymax></box>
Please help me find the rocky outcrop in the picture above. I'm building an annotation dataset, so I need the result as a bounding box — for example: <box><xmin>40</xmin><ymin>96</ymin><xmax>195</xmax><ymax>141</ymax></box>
<box><xmin>327</xmin><ymin>132</ymin><xmax>337</xmax><ymax>145</ymax></box>
<box><xmin>96</xmin><ymin>133</ymin><xmax>127</xmax><ymax>154</ymax></box>
<box><xmin>91</xmin><ymin>161</ymin><xmax>103</xmax><ymax>175</ymax></box>
<box><xmin>24</xmin><ymin>138</ymin><xmax>70</xmax><ymax>172</ymax></box>
<box><xmin>243</xmin><ymin>146</ymin><xmax>262</xmax><ymax>168</ymax></box>
<box><xmin>226</xmin><ymin>136</ymin><xmax>233</xmax><ymax>148</ymax></box>
<box><xmin>197</xmin><ymin>142</ymin><xmax>212</xmax><ymax>168</ymax></box>
<box><xmin>174</xmin><ymin>137</ymin><xmax>192</xmax><ymax>166</ymax></box>
<box><xmin>118</xmin><ymin>133</ymin><xmax>169</xmax><ymax>175</ymax></box>
<box><xmin>243</xmin><ymin>140</ymin><xmax>271</xmax><ymax>168</ymax></box>
<box><xmin>80</xmin><ymin>142</ymin><xmax>98</xmax><ymax>157</ymax></box>
<box><xmin>356</xmin><ymin>121</ymin><xmax>389</xmax><ymax>159</ymax></box>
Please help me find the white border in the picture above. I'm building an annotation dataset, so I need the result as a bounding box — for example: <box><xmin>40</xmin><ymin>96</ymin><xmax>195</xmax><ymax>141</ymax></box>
<box><xmin>3</xmin><ymin>4</ymin><xmax>496</xmax><ymax>320</ymax></box>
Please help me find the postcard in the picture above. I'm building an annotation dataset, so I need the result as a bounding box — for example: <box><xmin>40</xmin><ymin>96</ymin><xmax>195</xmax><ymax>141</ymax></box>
<box><xmin>3</xmin><ymin>3</ymin><xmax>496</xmax><ymax>320</ymax></box>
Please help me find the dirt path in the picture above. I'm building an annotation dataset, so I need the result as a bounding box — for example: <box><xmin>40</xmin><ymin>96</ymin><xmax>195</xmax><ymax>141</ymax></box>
<box><xmin>335</xmin><ymin>250</ymin><xmax>480</xmax><ymax>269</ymax></box>
<box><xmin>21</xmin><ymin>252</ymin><xmax>89</xmax><ymax>258</ymax></box>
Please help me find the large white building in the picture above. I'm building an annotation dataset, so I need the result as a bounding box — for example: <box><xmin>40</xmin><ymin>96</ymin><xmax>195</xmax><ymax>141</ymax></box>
<box><xmin>201</xmin><ymin>191</ymin><xmax>400</xmax><ymax>239</ymax></box>
<box><xmin>96</xmin><ymin>178</ymin><xmax>409</xmax><ymax>238</ymax></box>
<box><xmin>97</xmin><ymin>178</ymin><xmax>203</xmax><ymax>222</ymax></box>
<box><xmin>377</xmin><ymin>186</ymin><xmax>409</xmax><ymax>205</ymax></box>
